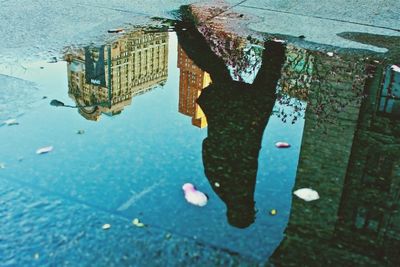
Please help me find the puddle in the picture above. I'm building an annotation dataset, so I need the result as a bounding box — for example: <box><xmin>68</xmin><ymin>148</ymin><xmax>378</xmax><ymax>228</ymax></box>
<box><xmin>0</xmin><ymin>17</ymin><xmax>399</xmax><ymax>266</ymax></box>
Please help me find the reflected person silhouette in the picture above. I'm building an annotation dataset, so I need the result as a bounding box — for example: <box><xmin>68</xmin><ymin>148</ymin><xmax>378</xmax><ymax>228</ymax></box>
<box><xmin>176</xmin><ymin>22</ymin><xmax>286</xmax><ymax>228</ymax></box>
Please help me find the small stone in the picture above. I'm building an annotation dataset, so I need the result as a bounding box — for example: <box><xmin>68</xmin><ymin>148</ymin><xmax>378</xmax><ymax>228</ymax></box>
<box><xmin>102</xmin><ymin>223</ymin><xmax>111</xmax><ymax>230</ymax></box>
<box><xmin>270</xmin><ymin>209</ymin><xmax>277</xmax><ymax>216</ymax></box>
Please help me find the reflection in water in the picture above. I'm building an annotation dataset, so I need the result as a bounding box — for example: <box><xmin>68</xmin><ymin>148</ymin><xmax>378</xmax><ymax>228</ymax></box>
<box><xmin>177</xmin><ymin>8</ymin><xmax>399</xmax><ymax>261</ymax></box>
<box><xmin>177</xmin><ymin>23</ymin><xmax>286</xmax><ymax>228</ymax></box>
<box><xmin>271</xmin><ymin>57</ymin><xmax>400</xmax><ymax>265</ymax></box>
<box><xmin>65</xmin><ymin>30</ymin><xmax>169</xmax><ymax>120</ymax></box>
<box><xmin>177</xmin><ymin>45</ymin><xmax>211</xmax><ymax>128</ymax></box>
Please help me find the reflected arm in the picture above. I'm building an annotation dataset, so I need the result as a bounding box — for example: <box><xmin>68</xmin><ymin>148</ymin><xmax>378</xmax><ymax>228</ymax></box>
<box><xmin>175</xmin><ymin>21</ymin><xmax>232</xmax><ymax>83</ymax></box>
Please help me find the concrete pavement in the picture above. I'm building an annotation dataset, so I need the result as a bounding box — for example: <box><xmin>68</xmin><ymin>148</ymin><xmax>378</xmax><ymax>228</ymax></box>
<box><xmin>1</xmin><ymin>0</ymin><xmax>399</xmax><ymax>64</ymax></box>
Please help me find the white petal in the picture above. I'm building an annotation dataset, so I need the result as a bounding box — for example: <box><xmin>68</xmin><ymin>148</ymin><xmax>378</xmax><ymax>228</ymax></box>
<box><xmin>185</xmin><ymin>191</ymin><xmax>208</xmax><ymax>207</ymax></box>
<box><xmin>36</xmin><ymin>146</ymin><xmax>53</xmax><ymax>154</ymax></box>
<box><xmin>275</xmin><ymin>142</ymin><xmax>290</xmax><ymax>148</ymax></box>
<box><xmin>293</xmin><ymin>188</ymin><xmax>320</xmax><ymax>201</ymax></box>
<box><xmin>3</xmin><ymin>119</ymin><xmax>18</xmax><ymax>126</ymax></box>
<box><xmin>102</xmin><ymin>223</ymin><xmax>111</xmax><ymax>230</ymax></box>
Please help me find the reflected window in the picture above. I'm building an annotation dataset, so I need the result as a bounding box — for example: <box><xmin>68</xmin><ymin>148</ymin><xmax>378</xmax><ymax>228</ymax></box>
<box><xmin>362</xmin><ymin>152</ymin><xmax>394</xmax><ymax>191</ymax></box>
<box><xmin>378</xmin><ymin>65</ymin><xmax>400</xmax><ymax>116</ymax></box>
<box><xmin>354</xmin><ymin>207</ymin><xmax>383</xmax><ymax>233</ymax></box>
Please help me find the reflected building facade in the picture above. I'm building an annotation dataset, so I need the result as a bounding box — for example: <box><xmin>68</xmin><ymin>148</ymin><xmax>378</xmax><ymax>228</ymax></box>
<box><xmin>177</xmin><ymin>45</ymin><xmax>210</xmax><ymax>128</ymax></box>
<box><xmin>66</xmin><ymin>30</ymin><xmax>168</xmax><ymax>120</ymax></box>
<box><xmin>271</xmin><ymin>55</ymin><xmax>400</xmax><ymax>266</ymax></box>
<box><xmin>334</xmin><ymin>63</ymin><xmax>400</xmax><ymax>264</ymax></box>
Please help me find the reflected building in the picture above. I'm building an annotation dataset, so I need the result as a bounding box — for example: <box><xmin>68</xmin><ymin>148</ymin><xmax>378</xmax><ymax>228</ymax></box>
<box><xmin>270</xmin><ymin>55</ymin><xmax>400</xmax><ymax>266</ymax></box>
<box><xmin>334</xmin><ymin>63</ymin><xmax>400</xmax><ymax>265</ymax></box>
<box><xmin>177</xmin><ymin>45</ymin><xmax>210</xmax><ymax>128</ymax></box>
<box><xmin>66</xmin><ymin>30</ymin><xmax>168</xmax><ymax>120</ymax></box>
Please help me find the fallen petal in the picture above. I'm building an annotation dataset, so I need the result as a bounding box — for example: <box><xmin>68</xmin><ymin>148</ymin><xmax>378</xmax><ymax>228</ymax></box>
<box><xmin>0</xmin><ymin>162</ymin><xmax>5</xmax><ymax>169</ymax></box>
<box><xmin>108</xmin><ymin>28</ymin><xmax>124</xmax><ymax>33</ymax></box>
<box><xmin>132</xmin><ymin>218</ymin><xmax>145</xmax><ymax>227</ymax></box>
<box><xmin>275</xmin><ymin>142</ymin><xmax>290</xmax><ymax>148</ymax></box>
<box><xmin>3</xmin><ymin>119</ymin><xmax>19</xmax><ymax>126</ymax></box>
<box><xmin>269</xmin><ymin>209</ymin><xmax>277</xmax><ymax>216</ymax></box>
<box><xmin>327</xmin><ymin>52</ymin><xmax>334</xmax><ymax>57</ymax></box>
<box><xmin>182</xmin><ymin>183</ymin><xmax>208</xmax><ymax>207</ymax></box>
<box><xmin>102</xmin><ymin>223</ymin><xmax>111</xmax><ymax>230</ymax></box>
<box><xmin>36</xmin><ymin>146</ymin><xmax>53</xmax><ymax>154</ymax></box>
<box><xmin>293</xmin><ymin>188</ymin><xmax>320</xmax><ymax>201</ymax></box>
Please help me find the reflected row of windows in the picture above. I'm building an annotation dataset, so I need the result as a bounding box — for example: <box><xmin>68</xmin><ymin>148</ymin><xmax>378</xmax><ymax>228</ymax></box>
<box><xmin>378</xmin><ymin>66</ymin><xmax>400</xmax><ymax>116</ymax></box>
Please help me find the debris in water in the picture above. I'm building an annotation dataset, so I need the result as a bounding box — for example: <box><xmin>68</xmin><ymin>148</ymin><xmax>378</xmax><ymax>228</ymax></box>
<box><xmin>132</xmin><ymin>218</ymin><xmax>145</xmax><ymax>227</ymax></box>
<box><xmin>108</xmin><ymin>28</ymin><xmax>124</xmax><ymax>33</ymax></box>
<box><xmin>2</xmin><ymin>119</ymin><xmax>19</xmax><ymax>126</ymax></box>
<box><xmin>327</xmin><ymin>52</ymin><xmax>334</xmax><ymax>57</ymax></box>
<box><xmin>293</xmin><ymin>188</ymin><xmax>320</xmax><ymax>202</ymax></box>
<box><xmin>34</xmin><ymin>253</ymin><xmax>40</xmax><ymax>260</ymax></box>
<box><xmin>214</xmin><ymin>182</ymin><xmax>220</xmax><ymax>188</ymax></box>
<box><xmin>182</xmin><ymin>183</ymin><xmax>208</xmax><ymax>207</ymax></box>
<box><xmin>269</xmin><ymin>209</ymin><xmax>277</xmax><ymax>216</ymax></box>
<box><xmin>298</xmin><ymin>35</ymin><xmax>306</xmax><ymax>39</ymax></box>
<box><xmin>36</xmin><ymin>146</ymin><xmax>53</xmax><ymax>154</ymax></box>
<box><xmin>76</xmin><ymin>130</ymin><xmax>85</xmax><ymax>135</ymax></box>
<box><xmin>102</xmin><ymin>223</ymin><xmax>111</xmax><ymax>230</ymax></box>
<box><xmin>165</xmin><ymin>233</ymin><xmax>172</xmax><ymax>240</ymax></box>
<box><xmin>275</xmin><ymin>142</ymin><xmax>290</xmax><ymax>148</ymax></box>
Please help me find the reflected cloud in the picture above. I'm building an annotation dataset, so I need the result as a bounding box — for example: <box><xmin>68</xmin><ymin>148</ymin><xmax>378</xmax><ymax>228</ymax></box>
<box><xmin>65</xmin><ymin>29</ymin><xmax>169</xmax><ymax>121</ymax></box>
